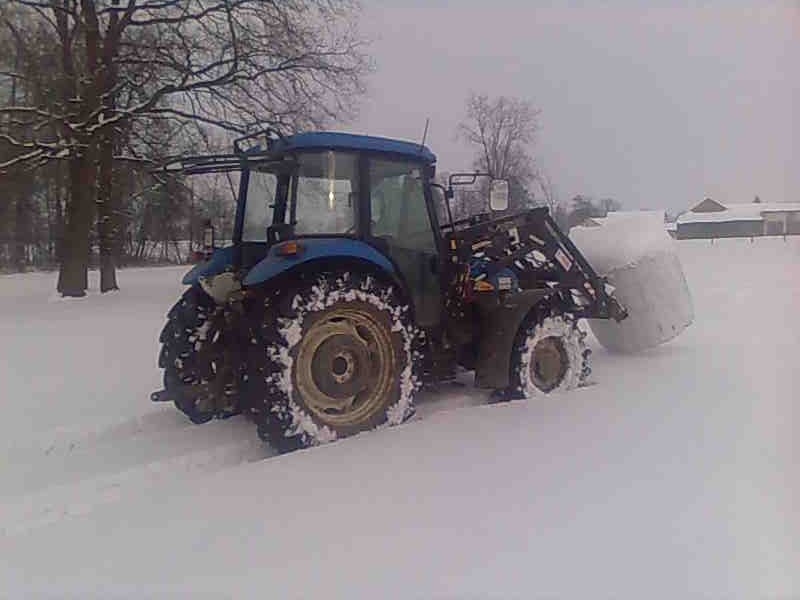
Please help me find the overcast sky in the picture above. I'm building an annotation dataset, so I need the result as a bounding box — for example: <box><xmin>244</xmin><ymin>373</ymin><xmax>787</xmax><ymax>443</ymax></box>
<box><xmin>341</xmin><ymin>0</ymin><xmax>798</xmax><ymax>213</ymax></box>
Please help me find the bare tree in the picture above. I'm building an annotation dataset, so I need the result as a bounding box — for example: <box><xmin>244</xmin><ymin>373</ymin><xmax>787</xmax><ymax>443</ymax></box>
<box><xmin>0</xmin><ymin>0</ymin><xmax>369</xmax><ymax>296</ymax></box>
<box><xmin>458</xmin><ymin>92</ymin><xmax>539</xmax><ymax>210</ymax></box>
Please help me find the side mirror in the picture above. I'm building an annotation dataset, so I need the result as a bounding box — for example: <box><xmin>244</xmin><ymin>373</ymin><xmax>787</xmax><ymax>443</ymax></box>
<box><xmin>489</xmin><ymin>180</ymin><xmax>509</xmax><ymax>212</ymax></box>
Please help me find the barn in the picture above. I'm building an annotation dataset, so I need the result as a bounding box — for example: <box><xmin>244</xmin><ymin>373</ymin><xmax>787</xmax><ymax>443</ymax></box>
<box><xmin>676</xmin><ymin>198</ymin><xmax>800</xmax><ymax>240</ymax></box>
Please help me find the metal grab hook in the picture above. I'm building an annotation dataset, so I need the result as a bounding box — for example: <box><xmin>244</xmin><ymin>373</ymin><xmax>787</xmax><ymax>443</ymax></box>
<box><xmin>233</xmin><ymin>127</ymin><xmax>287</xmax><ymax>155</ymax></box>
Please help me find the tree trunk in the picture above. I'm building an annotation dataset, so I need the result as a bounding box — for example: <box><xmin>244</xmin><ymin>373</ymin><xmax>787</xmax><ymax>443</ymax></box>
<box><xmin>13</xmin><ymin>189</ymin><xmax>27</xmax><ymax>272</ymax></box>
<box><xmin>54</xmin><ymin>186</ymin><xmax>65</xmax><ymax>265</ymax></box>
<box><xmin>45</xmin><ymin>173</ymin><xmax>54</xmax><ymax>264</ymax></box>
<box><xmin>58</xmin><ymin>155</ymin><xmax>94</xmax><ymax>297</ymax></box>
<box><xmin>54</xmin><ymin>1</ymin><xmax>96</xmax><ymax>297</ymax></box>
<box><xmin>97</xmin><ymin>0</ymin><xmax>120</xmax><ymax>292</ymax></box>
<box><xmin>8</xmin><ymin>40</ymin><xmax>24</xmax><ymax>272</ymax></box>
<box><xmin>97</xmin><ymin>133</ymin><xmax>118</xmax><ymax>292</ymax></box>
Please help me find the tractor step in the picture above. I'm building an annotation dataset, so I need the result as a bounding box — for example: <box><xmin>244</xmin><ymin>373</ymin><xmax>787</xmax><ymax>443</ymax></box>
<box><xmin>150</xmin><ymin>389</ymin><xmax>172</xmax><ymax>402</ymax></box>
<box><xmin>151</xmin><ymin>381</ymin><xmax>213</xmax><ymax>403</ymax></box>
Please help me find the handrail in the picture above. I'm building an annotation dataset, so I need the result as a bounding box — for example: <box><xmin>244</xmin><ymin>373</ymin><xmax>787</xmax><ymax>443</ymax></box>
<box><xmin>233</xmin><ymin>127</ymin><xmax>286</xmax><ymax>155</ymax></box>
<box><xmin>157</xmin><ymin>153</ymin><xmax>291</xmax><ymax>176</ymax></box>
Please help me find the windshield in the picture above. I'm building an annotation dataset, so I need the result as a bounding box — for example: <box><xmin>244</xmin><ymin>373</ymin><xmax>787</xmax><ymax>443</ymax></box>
<box><xmin>288</xmin><ymin>151</ymin><xmax>359</xmax><ymax>235</ymax></box>
<box><xmin>242</xmin><ymin>151</ymin><xmax>360</xmax><ymax>240</ymax></box>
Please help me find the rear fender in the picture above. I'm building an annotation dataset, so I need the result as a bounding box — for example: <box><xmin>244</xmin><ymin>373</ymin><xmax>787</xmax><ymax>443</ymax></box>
<box><xmin>473</xmin><ymin>289</ymin><xmax>555</xmax><ymax>389</ymax></box>
<box><xmin>182</xmin><ymin>246</ymin><xmax>236</xmax><ymax>286</ymax></box>
<box><xmin>242</xmin><ymin>238</ymin><xmax>397</xmax><ymax>288</ymax></box>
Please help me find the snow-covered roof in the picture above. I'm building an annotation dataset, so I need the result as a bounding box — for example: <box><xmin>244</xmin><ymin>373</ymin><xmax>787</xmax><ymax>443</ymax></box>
<box><xmin>677</xmin><ymin>211</ymin><xmax>762</xmax><ymax>224</ymax></box>
<box><xmin>677</xmin><ymin>202</ymin><xmax>800</xmax><ymax>225</ymax></box>
<box><xmin>757</xmin><ymin>202</ymin><xmax>800</xmax><ymax>213</ymax></box>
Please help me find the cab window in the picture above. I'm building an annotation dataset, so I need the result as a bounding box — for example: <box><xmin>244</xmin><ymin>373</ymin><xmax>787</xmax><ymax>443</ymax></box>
<box><xmin>242</xmin><ymin>170</ymin><xmax>277</xmax><ymax>242</ymax></box>
<box><xmin>370</xmin><ymin>159</ymin><xmax>436</xmax><ymax>251</ymax></box>
<box><xmin>290</xmin><ymin>151</ymin><xmax>359</xmax><ymax>235</ymax></box>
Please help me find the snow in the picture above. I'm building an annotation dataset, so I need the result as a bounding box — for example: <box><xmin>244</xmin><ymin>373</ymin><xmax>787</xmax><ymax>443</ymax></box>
<box><xmin>571</xmin><ymin>210</ymin><xmax>672</xmax><ymax>273</ymax></box>
<box><xmin>571</xmin><ymin>212</ymin><xmax>694</xmax><ymax>352</ymax></box>
<box><xmin>589</xmin><ymin>251</ymin><xmax>694</xmax><ymax>353</ymax></box>
<box><xmin>1</xmin><ymin>239</ymin><xmax>799</xmax><ymax>598</ymax></box>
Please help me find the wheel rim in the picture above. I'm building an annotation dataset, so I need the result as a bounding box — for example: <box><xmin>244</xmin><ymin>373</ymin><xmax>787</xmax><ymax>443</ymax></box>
<box><xmin>294</xmin><ymin>307</ymin><xmax>395</xmax><ymax>428</ymax></box>
<box><xmin>530</xmin><ymin>336</ymin><xmax>569</xmax><ymax>392</ymax></box>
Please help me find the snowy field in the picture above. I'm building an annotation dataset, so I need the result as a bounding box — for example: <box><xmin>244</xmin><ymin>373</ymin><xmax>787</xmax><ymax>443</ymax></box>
<box><xmin>1</xmin><ymin>238</ymin><xmax>798</xmax><ymax>598</ymax></box>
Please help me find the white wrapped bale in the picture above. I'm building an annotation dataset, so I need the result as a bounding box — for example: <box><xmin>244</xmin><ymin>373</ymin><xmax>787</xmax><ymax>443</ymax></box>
<box><xmin>570</xmin><ymin>212</ymin><xmax>694</xmax><ymax>353</ymax></box>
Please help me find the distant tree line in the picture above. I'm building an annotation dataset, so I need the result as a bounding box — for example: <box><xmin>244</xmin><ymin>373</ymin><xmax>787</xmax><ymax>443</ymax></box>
<box><xmin>562</xmin><ymin>195</ymin><xmax>623</xmax><ymax>228</ymax></box>
<box><xmin>0</xmin><ymin>0</ymin><xmax>368</xmax><ymax>294</ymax></box>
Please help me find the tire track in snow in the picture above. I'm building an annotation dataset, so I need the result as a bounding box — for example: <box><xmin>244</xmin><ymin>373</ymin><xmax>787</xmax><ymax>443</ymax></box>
<box><xmin>0</xmin><ymin>379</ymin><xmax>489</xmax><ymax>538</ymax></box>
<box><xmin>1</xmin><ymin>435</ymin><xmax>269</xmax><ymax>537</ymax></box>
<box><xmin>2</xmin><ymin>409</ymin><xmax>193</xmax><ymax>460</ymax></box>
<box><xmin>0</xmin><ymin>410</ymin><xmax>273</xmax><ymax>537</ymax></box>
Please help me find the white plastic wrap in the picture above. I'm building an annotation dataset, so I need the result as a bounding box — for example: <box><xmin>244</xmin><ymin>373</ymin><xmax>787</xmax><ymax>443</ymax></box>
<box><xmin>570</xmin><ymin>212</ymin><xmax>694</xmax><ymax>353</ymax></box>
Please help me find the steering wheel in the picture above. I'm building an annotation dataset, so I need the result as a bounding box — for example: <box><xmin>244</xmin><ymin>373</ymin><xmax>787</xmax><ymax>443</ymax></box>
<box><xmin>345</xmin><ymin>219</ymin><xmax>380</xmax><ymax>235</ymax></box>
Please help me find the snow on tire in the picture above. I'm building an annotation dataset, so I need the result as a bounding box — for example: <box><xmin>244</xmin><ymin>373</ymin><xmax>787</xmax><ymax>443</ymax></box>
<box><xmin>253</xmin><ymin>271</ymin><xmax>420</xmax><ymax>453</ymax></box>
<box><xmin>511</xmin><ymin>313</ymin><xmax>590</xmax><ymax>397</ymax></box>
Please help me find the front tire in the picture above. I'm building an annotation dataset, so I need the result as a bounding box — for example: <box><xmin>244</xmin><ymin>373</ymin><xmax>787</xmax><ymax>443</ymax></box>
<box><xmin>510</xmin><ymin>310</ymin><xmax>590</xmax><ymax>397</ymax></box>
<box><xmin>250</xmin><ymin>272</ymin><xmax>419</xmax><ymax>453</ymax></box>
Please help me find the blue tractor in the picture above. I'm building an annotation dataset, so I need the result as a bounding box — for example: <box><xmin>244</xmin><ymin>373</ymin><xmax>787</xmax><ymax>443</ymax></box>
<box><xmin>153</xmin><ymin>130</ymin><xmax>627</xmax><ymax>452</ymax></box>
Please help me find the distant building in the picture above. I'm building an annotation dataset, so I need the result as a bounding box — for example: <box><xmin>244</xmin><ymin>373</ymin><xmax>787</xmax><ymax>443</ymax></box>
<box><xmin>676</xmin><ymin>198</ymin><xmax>800</xmax><ymax>239</ymax></box>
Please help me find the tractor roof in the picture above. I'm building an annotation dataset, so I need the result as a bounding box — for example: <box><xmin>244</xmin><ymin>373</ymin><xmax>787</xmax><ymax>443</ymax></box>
<box><xmin>268</xmin><ymin>131</ymin><xmax>436</xmax><ymax>164</ymax></box>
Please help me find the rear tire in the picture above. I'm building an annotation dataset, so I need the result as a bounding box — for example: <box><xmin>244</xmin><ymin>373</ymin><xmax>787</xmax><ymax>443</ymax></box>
<box><xmin>509</xmin><ymin>310</ymin><xmax>590</xmax><ymax>397</ymax></box>
<box><xmin>249</xmin><ymin>271</ymin><xmax>419</xmax><ymax>453</ymax></box>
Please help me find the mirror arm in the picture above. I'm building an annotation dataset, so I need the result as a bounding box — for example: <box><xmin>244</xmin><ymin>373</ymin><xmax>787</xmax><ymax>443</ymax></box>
<box><xmin>431</xmin><ymin>182</ymin><xmax>454</xmax><ymax>231</ymax></box>
<box><xmin>448</xmin><ymin>171</ymin><xmax>491</xmax><ymax>188</ymax></box>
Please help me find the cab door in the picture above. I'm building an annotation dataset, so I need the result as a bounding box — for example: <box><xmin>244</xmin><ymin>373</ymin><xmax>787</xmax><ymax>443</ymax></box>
<box><xmin>368</xmin><ymin>158</ymin><xmax>441</xmax><ymax>327</ymax></box>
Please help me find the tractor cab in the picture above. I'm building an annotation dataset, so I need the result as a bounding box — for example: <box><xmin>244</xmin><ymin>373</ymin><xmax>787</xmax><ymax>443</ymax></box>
<box><xmin>174</xmin><ymin>129</ymin><xmax>448</xmax><ymax>327</ymax></box>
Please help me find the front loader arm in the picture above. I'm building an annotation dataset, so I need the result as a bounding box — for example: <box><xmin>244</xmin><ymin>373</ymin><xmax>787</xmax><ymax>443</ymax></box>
<box><xmin>443</xmin><ymin>208</ymin><xmax>628</xmax><ymax>322</ymax></box>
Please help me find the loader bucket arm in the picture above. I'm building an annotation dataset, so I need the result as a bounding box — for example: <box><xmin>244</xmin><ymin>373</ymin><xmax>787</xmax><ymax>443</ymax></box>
<box><xmin>443</xmin><ymin>208</ymin><xmax>628</xmax><ymax>323</ymax></box>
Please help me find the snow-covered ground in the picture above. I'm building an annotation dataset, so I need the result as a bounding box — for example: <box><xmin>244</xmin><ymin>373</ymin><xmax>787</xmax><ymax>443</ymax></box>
<box><xmin>1</xmin><ymin>238</ymin><xmax>798</xmax><ymax>598</ymax></box>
